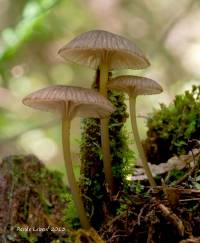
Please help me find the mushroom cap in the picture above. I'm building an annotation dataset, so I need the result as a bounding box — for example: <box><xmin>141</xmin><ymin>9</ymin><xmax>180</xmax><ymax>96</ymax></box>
<box><xmin>23</xmin><ymin>85</ymin><xmax>115</xmax><ymax>120</ymax></box>
<box><xmin>58</xmin><ymin>30</ymin><xmax>150</xmax><ymax>70</ymax></box>
<box><xmin>107</xmin><ymin>75</ymin><xmax>163</xmax><ymax>96</ymax></box>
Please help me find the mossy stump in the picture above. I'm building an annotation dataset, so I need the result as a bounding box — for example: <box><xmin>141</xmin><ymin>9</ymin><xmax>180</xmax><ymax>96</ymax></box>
<box><xmin>80</xmin><ymin>70</ymin><xmax>134</xmax><ymax>228</ymax></box>
<box><xmin>0</xmin><ymin>154</ymin><xmax>70</xmax><ymax>242</ymax></box>
<box><xmin>143</xmin><ymin>85</ymin><xmax>200</xmax><ymax>164</ymax></box>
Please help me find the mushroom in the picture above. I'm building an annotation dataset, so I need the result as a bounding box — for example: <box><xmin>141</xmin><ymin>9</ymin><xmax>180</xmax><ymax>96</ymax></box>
<box><xmin>107</xmin><ymin>75</ymin><xmax>163</xmax><ymax>186</ymax></box>
<box><xmin>58</xmin><ymin>30</ymin><xmax>150</xmax><ymax>192</ymax></box>
<box><xmin>22</xmin><ymin>85</ymin><xmax>115</xmax><ymax>229</ymax></box>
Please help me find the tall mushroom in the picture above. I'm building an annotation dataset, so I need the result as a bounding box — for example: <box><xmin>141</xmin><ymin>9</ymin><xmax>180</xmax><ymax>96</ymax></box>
<box><xmin>58</xmin><ymin>30</ymin><xmax>150</xmax><ymax>192</ymax></box>
<box><xmin>22</xmin><ymin>85</ymin><xmax>115</xmax><ymax>229</ymax></box>
<box><xmin>107</xmin><ymin>75</ymin><xmax>163</xmax><ymax>186</ymax></box>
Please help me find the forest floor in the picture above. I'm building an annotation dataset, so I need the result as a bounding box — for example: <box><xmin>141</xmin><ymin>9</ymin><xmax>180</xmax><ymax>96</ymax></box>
<box><xmin>0</xmin><ymin>154</ymin><xmax>200</xmax><ymax>243</ymax></box>
<box><xmin>99</xmin><ymin>149</ymin><xmax>200</xmax><ymax>243</ymax></box>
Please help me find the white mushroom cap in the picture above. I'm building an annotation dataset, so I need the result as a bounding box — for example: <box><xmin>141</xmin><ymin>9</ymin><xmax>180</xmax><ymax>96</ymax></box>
<box><xmin>107</xmin><ymin>75</ymin><xmax>163</xmax><ymax>96</ymax></box>
<box><xmin>23</xmin><ymin>85</ymin><xmax>115</xmax><ymax>120</ymax></box>
<box><xmin>58</xmin><ymin>30</ymin><xmax>150</xmax><ymax>70</ymax></box>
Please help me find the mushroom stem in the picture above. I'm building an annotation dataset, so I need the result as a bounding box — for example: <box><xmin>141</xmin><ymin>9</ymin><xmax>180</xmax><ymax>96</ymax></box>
<box><xmin>62</xmin><ymin>116</ymin><xmax>90</xmax><ymax>229</ymax></box>
<box><xmin>99</xmin><ymin>63</ymin><xmax>108</xmax><ymax>96</ymax></box>
<box><xmin>99</xmin><ymin>62</ymin><xmax>114</xmax><ymax>192</ymax></box>
<box><xmin>129</xmin><ymin>95</ymin><xmax>156</xmax><ymax>187</ymax></box>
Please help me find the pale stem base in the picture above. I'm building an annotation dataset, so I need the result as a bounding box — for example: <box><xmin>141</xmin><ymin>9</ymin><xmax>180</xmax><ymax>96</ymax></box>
<box><xmin>129</xmin><ymin>95</ymin><xmax>156</xmax><ymax>187</ymax></box>
<box><xmin>62</xmin><ymin>117</ymin><xmax>90</xmax><ymax>229</ymax></box>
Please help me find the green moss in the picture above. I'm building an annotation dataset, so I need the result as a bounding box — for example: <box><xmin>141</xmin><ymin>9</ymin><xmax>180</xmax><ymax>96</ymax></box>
<box><xmin>79</xmin><ymin>70</ymin><xmax>134</xmax><ymax>228</ymax></box>
<box><xmin>143</xmin><ymin>85</ymin><xmax>200</xmax><ymax>164</ymax></box>
<box><xmin>62</xmin><ymin>194</ymin><xmax>80</xmax><ymax>229</ymax></box>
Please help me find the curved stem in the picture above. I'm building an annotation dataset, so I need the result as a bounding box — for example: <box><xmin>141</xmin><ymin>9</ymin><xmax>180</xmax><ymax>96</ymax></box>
<box><xmin>99</xmin><ymin>62</ymin><xmax>114</xmax><ymax>193</ymax></box>
<box><xmin>62</xmin><ymin>117</ymin><xmax>90</xmax><ymax>229</ymax></box>
<box><xmin>129</xmin><ymin>95</ymin><xmax>156</xmax><ymax>187</ymax></box>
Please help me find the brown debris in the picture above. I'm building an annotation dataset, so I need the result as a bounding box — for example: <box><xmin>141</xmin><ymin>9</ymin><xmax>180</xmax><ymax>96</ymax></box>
<box><xmin>132</xmin><ymin>148</ymin><xmax>200</xmax><ymax>181</ymax></box>
<box><xmin>72</xmin><ymin>228</ymin><xmax>105</xmax><ymax>243</ymax></box>
<box><xmin>180</xmin><ymin>237</ymin><xmax>200</xmax><ymax>243</ymax></box>
<box><xmin>99</xmin><ymin>190</ymin><xmax>200</xmax><ymax>243</ymax></box>
<box><xmin>158</xmin><ymin>203</ymin><xmax>185</xmax><ymax>236</ymax></box>
<box><xmin>99</xmin><ymin>157</ymin><xmax>200</xmax><ymax>243</ymax></box>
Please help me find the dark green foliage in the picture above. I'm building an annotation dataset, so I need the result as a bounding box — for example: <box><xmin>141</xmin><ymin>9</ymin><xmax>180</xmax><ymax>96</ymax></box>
<box><xmin>80</xmin><ymin>117</ymin><xmax>106</xmax><ymax>228</ymax></box>
<box><xmin>143</xmin><ymin>85</ymin><xmax>200</xmax><ymax>164</ymax></box>
<box><xmin>80</xmin><ymin>71</ymin><xmax>134</xmax><ymax>228</ymax></box>
<box><xmin>0</xmin><ymin>154</ymin><xmax>71</xmax><ymax>242</ymax></box>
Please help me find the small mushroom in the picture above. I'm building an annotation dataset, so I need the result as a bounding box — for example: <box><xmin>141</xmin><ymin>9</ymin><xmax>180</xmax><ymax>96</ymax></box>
<box><xmin>107</xmin><ymin>75</ymin><xmax>163</xmax><ymax>186</ymax></box>
<box><xmin>22</xmin><ymin>85</ymin><xmax>115</xmax><ymax>229</ymax></box>
<box><xmin>58</xmin><ymin>30</ymin><xmax>150</xmax><ymax>192</ymax></box>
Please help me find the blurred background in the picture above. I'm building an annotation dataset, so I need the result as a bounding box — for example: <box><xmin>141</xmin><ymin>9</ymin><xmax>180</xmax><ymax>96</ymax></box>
<box><xmin>0</xmin><ymin>0</ymin><xmax>200</xmax><ymax>178</ymax></box>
